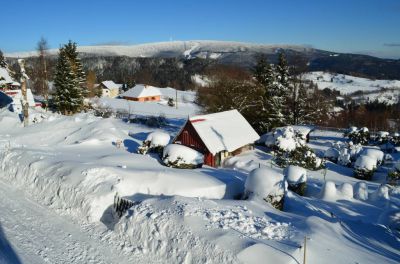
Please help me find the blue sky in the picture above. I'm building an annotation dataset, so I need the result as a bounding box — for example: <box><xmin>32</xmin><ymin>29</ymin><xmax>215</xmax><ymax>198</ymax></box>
<box><xmin>1</xmin><ymin>0</ymin><xmax>400</xmax><ymax>58</ymax></box>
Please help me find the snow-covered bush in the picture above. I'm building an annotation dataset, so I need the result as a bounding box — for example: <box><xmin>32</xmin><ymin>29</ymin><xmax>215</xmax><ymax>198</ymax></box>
<box><xmin>162</xmin><ymin>144</ymin><xmax>204</xmax><ymax>169</ymax></box>
<box><xmin>387</xmin><ymin>161</ymin><xmax>400</xmax><ymax>186</ymax></box>
<box><xmin>360</xmin><ymin>148</ymin><xmax>384</xmax><ymax>165</ymax></box>
<box><xmin>273</xmin><ymin>127</ymin><xmax>323</xmax><ymax>170</ymax></box>
<box><xmin>338</xmin><ymin>148</ymin><xmax>352</xmax><ymax>166</ymax></box>
<box><xmin>137</xmin><ymin>131</ymin><xmax>170</xmax><ymax>155</ymax></box>
<box><xmin>284</xmin><ymin>165</ymin><xmax>307</xmax><ymax>196</ymax></box>
<box><xmin>244</xmin><ymin>168</ymin><xmax>287</xmax><ymax>210</ymax></box>
<box><xmin>319</xmin><ymin>181</ymin><xmax>337</xmax><ymax>201</ymax></box>
<box><xmin>338</xmin><ymin>183</ymin><xmax>354</xmax><ymax>200</ymax></box>
<box><xmin>346</xmin><ymin>126</ymin><xmax>370</xmax><ymax>145</ymax></box>
<box><xmin>391</xmin><ymin>132</ymin><xmax>400</xmax><ymax>146</ymax></box>
<box><xmin>354</xmin><ymin>155</ymin><xmax>377</xmax><ymax>180</ymax></box>
<box><xmin>374</xmin><ymin>131</ymin><xmax>390</xmax><ymax>145</ymax></box>
<box><xmin>324</xmin><ymin>147</ymin><xmax>340</xmax><ymax>162</ymax></box>
<box><xmin>354</xmin><ymin>182</ymin><xmax>368</xmax><ymax>200</ymax></box>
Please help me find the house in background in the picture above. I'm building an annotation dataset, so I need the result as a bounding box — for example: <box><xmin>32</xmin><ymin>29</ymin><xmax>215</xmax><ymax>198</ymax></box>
<box><xmin>99</xmin><ymin>80</ymin><xmax>120</xmax><ymax>98</ymax></box>
<box><xmin>121</xmin><ymin>84</ymin><xmax>161</xmax><ymax>102</ymax></box>
<box><xmin>0</xmin><ymin>67</ymin><xmax>20</xmax><ymax>91</ymax></box>
<box><xmin>173</xmin><ymin>109</ymin><xmax>260</xmax><ymax>167</ymax></box>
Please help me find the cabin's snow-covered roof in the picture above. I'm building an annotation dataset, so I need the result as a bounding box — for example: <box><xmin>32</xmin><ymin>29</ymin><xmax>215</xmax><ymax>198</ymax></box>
<box><xmin>0</xmin><ymin>67</ymin><xmax>15</xmax><ymax>85</ymax></box>
<box><xmin>188</xmin><ymin>109</ymin><xmax>259</xmax><ymax>155</ymax></box>
<box><xmin>121</xmin><ymin>84</ymin><xmax>161</xmax><ymax>98</ymax></box>
<box><xmin>101</xmin><ymin>80</ymin><xmax>119</xmax><ymax>90</ymax></box>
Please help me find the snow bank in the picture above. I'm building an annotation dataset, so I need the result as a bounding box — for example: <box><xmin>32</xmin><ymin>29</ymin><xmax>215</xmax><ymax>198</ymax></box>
<box><xmin>338</xmin><ymin>183</ymin><xmax>353</xmax><ymax>200</ymax></box>
<box><xmin>285</xmin><ymin>165</ymin><xmax>307</xmax><ymax>184</ymax></box>
<box><xmin>324</xmin><ymin>147</ymin><xmax>340</xmax><ymax>161</ymax></box>
<box><xmin>162</xmin><ymin>144</ymin><xmax>204</xmax><ymax>167</ymax></box>
<box><xmin>245</xmin><ymin>168</ymin><xmax>286</xmax><ymax>200</ymax></box>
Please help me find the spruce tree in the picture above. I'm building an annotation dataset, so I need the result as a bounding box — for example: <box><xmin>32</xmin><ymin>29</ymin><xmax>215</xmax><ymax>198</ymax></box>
<box><xmin>0</xmin><ymin>50</ymin><xmax>7</xmax><ymax>68</ymax></box>
<box><xmin>63</xmin><ymin>41</ymin><xmax>87</xmax><ymax>97</ymax></box>
<box><xmin>53</xmin><ymin>44</ymin><xmax>84</xmax><ymax>115</ymax></box>
<box><xmin>253</xmin><ymin>55</ymin><xmax>287</xmax><ymax>131</ymax></box>
<box><xmin>276</xmin><ymin>52</ymin><xmax>290</xmax><ymax>89</ymax></box>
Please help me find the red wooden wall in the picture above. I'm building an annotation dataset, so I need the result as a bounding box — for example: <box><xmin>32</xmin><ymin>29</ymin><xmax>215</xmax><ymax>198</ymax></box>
<box><xmin>173</xmin><ymin>121</ymin><xmax>215</xmax><ymax>167</ymax></box>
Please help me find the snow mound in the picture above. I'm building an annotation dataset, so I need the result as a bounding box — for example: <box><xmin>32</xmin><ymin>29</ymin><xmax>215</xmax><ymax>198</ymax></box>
<box><xmin>354</xmin><ymin>182</ymin><xmax>368</xmax><ymax>200</ymax></box>
<box><xmin>338</xmin><ymin>183</ymin><xmax>354</xmax><ymax>200</ymax></box>
<box><xmin>285</xmin><ymin>165</ymin><xmax>307</xmax><ymax>184</ymax></box>
<box><xmin>320</xmin><ymin>181</ymin><xmax>337</xmax><ymax>201</ymax></box>
<box><xmin>245</xmin><ymin>168</ymin><xmax>286</xmax><ymax>199</ymax></box>
<box><xmin>324</xmin><ymin>147</ymin><xmax>340</xmax><ymax>160</ymax></box>
<box><xmin>162</xmin><ymin>144</ymin><xmax>204</xmax><ymax>166</ymax></box>
<box><xmin>145</xmin><ymin>131</ymin><xmax>170</xmax><ymax>147</ymax></box>
<box><xmin>370</xmin><ymin>184</ymin><xmax>390</xmax><ymax>202</ymax></box>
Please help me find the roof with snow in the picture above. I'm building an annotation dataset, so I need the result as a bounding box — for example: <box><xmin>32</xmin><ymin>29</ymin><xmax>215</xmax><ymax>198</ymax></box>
<box><xmin>0</xmin><ymin>67</ymin><xmax>15</xmax><ymax>85</ymax></box>
<box><xmin>100</xmin><ymin>80</ymin><xmax>119</xmax><ymax>90</ymax></box>
<box><xmin>188</xmin><ymin>109</ymin><xmax>259</xmax><ymax>155</ymax></box>
<box><xmin>121</xmin><ymin>84</ymin><xmax>161</xmax><ymax>98</ymax></box>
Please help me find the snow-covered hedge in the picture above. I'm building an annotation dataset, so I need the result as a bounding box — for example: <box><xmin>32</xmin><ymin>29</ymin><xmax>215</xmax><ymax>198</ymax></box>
<box><xmin>138</xmin><ymin>131</ymin><xmax>170</xmax><ymax>155</ymax></box>
<box><xmin>354</xmin><ymin>155</ymin><xmax>377</xmax><ymax>180</ymax></box>
<box><xmin>324</xmin><ymin>147</ymin><xmax>340</xmax><ymax>162</ymax></box>
<box><xmin>284</xmin><ymin>165</ymin><xmax>307</xmax><ymax>196</ymax></box>
<box><xmin>272</xmin><ymin>127</ymin><xmax>323</xmax><ymax>170</ymax></box>
<box><xmin>360</xmin><ymin>148</ymin><xmax>384</xmax><ymax>165</ymax></box>
<box><xmin>162</xmin><ymin>144</ymin><xmax>204</xmax><ymax>169</ymax></box>
<box><xmin>244</xmin><ymin>168</ymin><xmax>287</xmax><ymax>210</ymax></box>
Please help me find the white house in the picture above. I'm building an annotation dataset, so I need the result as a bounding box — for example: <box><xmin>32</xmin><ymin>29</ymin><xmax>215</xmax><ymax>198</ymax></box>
<box><xmin>100</xmin><ymin>80</ymin><xmax>120</xmax><ymax>98</ymax></box>
<box><xmin>0</xmin><ymin>67</ymin><xmax>20</xmax><ymax>90</ymax></box>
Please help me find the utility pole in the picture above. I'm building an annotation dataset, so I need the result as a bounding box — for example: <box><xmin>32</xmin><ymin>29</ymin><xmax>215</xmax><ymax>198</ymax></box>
<box><xmin>18</xmin><ymin>59</ymin><xmax>29</xmax><ymax>127</ymax></box>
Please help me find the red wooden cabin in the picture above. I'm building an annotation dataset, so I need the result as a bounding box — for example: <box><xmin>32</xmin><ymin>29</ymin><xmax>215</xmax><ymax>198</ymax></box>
<box><xmin>173</xmin><ymin>110</ymin><xmax>259</xmax><ymax>167</ymax></box>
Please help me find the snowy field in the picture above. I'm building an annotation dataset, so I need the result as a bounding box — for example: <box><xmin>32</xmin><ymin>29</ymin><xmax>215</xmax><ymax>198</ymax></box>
<box><xmin>93</xmin><ymin>87</ymin><xmax>199</xmax><ymax>118</ymax></box>
<box><xmin>0</xmin><ymin>107</ymin><xmax>399</xmax><ymax>264</ymax></box>
<box><xmin>304</xmin><ymin>71</ymin><xmax>400</xmax><ymax>97</ymax></box>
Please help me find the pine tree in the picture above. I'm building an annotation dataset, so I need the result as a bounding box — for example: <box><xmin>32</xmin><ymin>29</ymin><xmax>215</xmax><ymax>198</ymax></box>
<box><xmin>53</xmin><ymin>44</ymin><xmax>84</xmax><ymax>115</ymax></box>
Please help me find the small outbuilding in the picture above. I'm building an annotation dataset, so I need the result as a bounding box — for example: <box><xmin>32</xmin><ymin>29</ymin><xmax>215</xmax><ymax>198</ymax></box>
<box><xmin>173</xmin><ymin>109</ymin><xmax>260</xmax><ymax>167</ymax></box>
<box><xmin>0</xmin><ymin>67</ymin><xmax>20</xmax><ymax>91</ymax></box>
<box><xmin>121</xmin><ymin>84</ymin><xmax>161</xmax><ymax>102</ymax></box>
<box><xmin>99</xmin><ymin>80</ymin><xmax>120</xmax><ymax>98</ymax></box>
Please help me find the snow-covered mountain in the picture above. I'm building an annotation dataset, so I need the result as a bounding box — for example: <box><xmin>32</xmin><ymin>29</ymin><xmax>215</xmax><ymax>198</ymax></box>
<box><xmin>5</xmin><ymin>40</ymin><xmax>318</xmax><ymax>59</ymax></box>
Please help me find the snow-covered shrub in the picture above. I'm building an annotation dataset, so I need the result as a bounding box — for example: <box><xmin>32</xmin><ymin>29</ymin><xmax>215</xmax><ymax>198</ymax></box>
<box><xmin>273</xmin><ymin>127</ymin><xmax>323</xmax><ymax>170</ymax></box>
<box><xmin>324</xmin><ymin>147</ymin><xmax>340</xmax><ymax>162</ymax></box>
<box><xmin>346</xmin><ymin>126</ymin><xmax>370</xmax><ymax>145</ymax></box>
<box><xmin>167</xmin><ymin>97</ymin><xmax>175</xmax><ymax>107</ymax></box>
<box><xmin>391</xmin><ymin>132</ymin><xmax>400</xmax><ymax>146</ymax></box>
<box><xmin>338</xmin><ymin>148</ymin><xmax>352</xmax><ymax>166</ymax></box>
<box><xmin>374</xmin><ymin>131</ymin><xmax>390</xmax><ymax>145</ymax></box>
<box><xmin>387</xmin><ymin>161</ymin><xmax>400</xmax><ymax>186</ymax></box>
<box><xmin>284</xmin><ymin>165</ymin><xmax>307</xmax><ymax>196</ymax></box>
<box><xmin>244</xmin><ymin>168</ymin><xmax>287</xmax><ymax>210</ymax></box>
<box><xmin>360</xmin><ymin>148</ymin><xmax>384</xmax><ymax>165</ymax></box>
<box><xmin>354</xmin><ymin>182</ymin><xmax>368</xmax><ymax>200</ymax></box>
<box><xmin>354</xmin><ymin>155</ymin><xmax>377</xmax><ymax>180</ymax></box>
<box><xmin>162</xmin><ymin>144</ymin><xmax>204</xmax><ymax>169</ymax></box>
<box><xmin>137</xmin><ymin>131</ymin><xmax>170</xmax><ymax>155</ymax></box>
<box><xmin>348</xmin><ymin>142</ymin><xmax>363</xmax><ymax>161</ymax></box>
<box><xmin>94</xmin><ymin>106</ymin><xmax>114</xmax><ymax>118</ymax></box>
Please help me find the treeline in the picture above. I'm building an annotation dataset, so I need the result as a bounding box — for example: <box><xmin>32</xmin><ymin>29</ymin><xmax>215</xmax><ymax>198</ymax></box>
<box><xmin>197</xmin><ymin>53</ymin><xmax>333</xmax><ymax>134</ymax></box>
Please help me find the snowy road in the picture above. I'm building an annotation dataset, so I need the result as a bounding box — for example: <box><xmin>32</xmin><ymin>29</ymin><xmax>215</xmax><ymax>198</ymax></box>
<box><xmin>0</xmin><ymin>178</ymin><xmax>139</xmax><ymax>264</ymax></box>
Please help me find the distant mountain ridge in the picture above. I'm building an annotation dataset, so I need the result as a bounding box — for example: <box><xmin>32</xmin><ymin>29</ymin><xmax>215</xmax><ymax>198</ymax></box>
<box><xmin>5</xmin><ymin>40</ymin><xmax>400</xmax><ymax>80</ymax></box>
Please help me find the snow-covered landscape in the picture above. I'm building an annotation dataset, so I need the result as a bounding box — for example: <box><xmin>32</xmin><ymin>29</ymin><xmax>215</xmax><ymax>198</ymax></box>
<box><xmin>0</xmin><ymin>102</ymin><xmax>399</xmax><ymax>263</ymax></box>
<box><xmin>1</xmin><ymin>1</ymin><xmax>400</xmax><ymax>263</ymax></box>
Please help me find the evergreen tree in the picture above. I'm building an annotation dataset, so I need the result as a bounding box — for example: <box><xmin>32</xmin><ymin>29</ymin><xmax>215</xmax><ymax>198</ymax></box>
<box><xmin>53</xmin><ymin>45</ymin><xmax>84</xmax><ymax>115</ymax></box>
<box><xmin>253</xmin><ymin>55</ymin><xmax>287</xmax><ymax>132</ymax></box>
<box><xmin>63</xmin><ymin>41</ymin><xmax>87</xmax><ymax>97</ymax></box>
<box><xmin>0</xmin><ymin>50</ymin><xmax>7</xmax><ymax>68</ymax></box>
<box><xmin>276</xmin><ymin>52</ymin><xmax>290</xmax><ymax>89</ymax></box>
